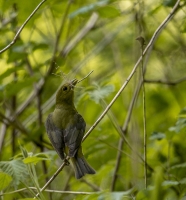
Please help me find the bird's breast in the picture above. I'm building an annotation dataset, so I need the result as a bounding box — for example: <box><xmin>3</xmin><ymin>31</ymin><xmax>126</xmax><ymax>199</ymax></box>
<box><xmin>52</xmin><ymin>108</ymin><xmax>76</xmax><ymax>130</ymax></box>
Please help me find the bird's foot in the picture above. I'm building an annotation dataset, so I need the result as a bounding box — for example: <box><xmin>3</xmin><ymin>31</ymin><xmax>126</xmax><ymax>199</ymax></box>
<box><xmin>64</xmin><ymin>158</ymin><xmax>70</xmax><ymax>166</ymax></box>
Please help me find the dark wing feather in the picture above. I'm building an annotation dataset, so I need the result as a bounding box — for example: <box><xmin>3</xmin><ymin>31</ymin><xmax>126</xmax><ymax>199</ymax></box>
<box><xmin>64</xmin><ymin>113</ymin><xmax>86</xmax><ymax>157</ymax></box>
<box><xmin>45</xmin><ymin>113</ymin><xmax>65</xmax><ymax>160</ymax></box>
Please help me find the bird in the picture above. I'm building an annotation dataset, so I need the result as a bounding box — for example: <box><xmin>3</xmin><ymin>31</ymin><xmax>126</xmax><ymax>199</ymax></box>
<box><xmin>45</xmin><ymin>79</ymin><xmax>95</xmax><ymax>179</ymax></box>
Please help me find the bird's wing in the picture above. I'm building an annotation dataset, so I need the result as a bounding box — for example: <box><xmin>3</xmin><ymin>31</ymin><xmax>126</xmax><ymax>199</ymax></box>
<box><xmin>45</xmin><ymin>113</ymin><xmax>65</xmax><ymax>160</ymax></box>
<box><xmin>64</xmin><ymin>113</ymin><xmax>86</xmax><ymax>157</ymax></box>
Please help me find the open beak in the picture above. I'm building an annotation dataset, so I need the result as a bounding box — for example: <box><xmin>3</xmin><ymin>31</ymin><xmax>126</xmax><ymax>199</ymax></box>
<box><xmin>71</xmin><ymin>79</ymin><xmax>78</xmax><ymax>87</ymax></box>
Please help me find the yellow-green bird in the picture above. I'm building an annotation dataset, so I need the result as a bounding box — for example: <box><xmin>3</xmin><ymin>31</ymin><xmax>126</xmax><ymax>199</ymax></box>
<box><xmin>45</xmin><ymin>79</ymin><xmax>95</xmax><ymax>179</ymax></box>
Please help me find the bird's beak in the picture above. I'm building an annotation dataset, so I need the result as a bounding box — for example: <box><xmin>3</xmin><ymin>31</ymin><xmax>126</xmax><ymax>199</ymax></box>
<box><xmin>71</xmin><ymin>79</ymin><xmax>78</xmax><ymax>86</ymax></box>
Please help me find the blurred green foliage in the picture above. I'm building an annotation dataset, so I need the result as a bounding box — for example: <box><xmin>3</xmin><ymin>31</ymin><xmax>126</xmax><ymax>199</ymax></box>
<box><xmin>0</xmin><ymin>0</ymin><xmax>186</xmax><ymax>199</ymax></box>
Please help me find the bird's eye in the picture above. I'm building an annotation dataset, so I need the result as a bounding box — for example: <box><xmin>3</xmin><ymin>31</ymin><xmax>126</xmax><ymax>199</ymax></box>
<box><xmin>63</xmin><ymin>86</ymin><xmax>68</xmax><ymax>91</ymax></box>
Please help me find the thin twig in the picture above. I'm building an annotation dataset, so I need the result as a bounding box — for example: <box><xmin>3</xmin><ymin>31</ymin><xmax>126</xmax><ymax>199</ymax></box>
<box><xmin>142</xmin><ymin>42</ymin><xmax>147</xmax><ymax>189</ymax></box>
<box><xmin>46</xmin><ymin>0</ymin><xmax>73</xmax><ymax>77</ymax></box>
<box><xmin>136</xmin><ymin>36</ymin><xmax>147</xmax><ymax>188</ymax></box>
<box><xmin>34</xmin><ymin>160</ymin><xmax>68</xmax><ymax>198</ymax></box>
<box><xmin>77</xmin><ymin>70</ymin><xmax>94</xmax><ymax>83</ymax></box>
<box><xmin>0</xmin><ymin>187</ymin><xmax>97</xmax><ymax>197</ymax></box>
<box><xmin>80</xmin><ymin>179</ymin><xmax>101</xmax><ymax>191</ymax></box>
<box><xmin>0</xmin><ymin>0</ymin><xmax>46</xmax><ymax>54</ymax></box>
<box><xmin>0</xmin><ymin>110</ymin><xmax>10</xmax><ymax>152</ymax></box>
<box><xmin>111</xmin><ymin>77</ymin><xmax>146</xmax><ymax>190</ymax></box>
<box><xmin>144</xmin><ymin>77</ymin><xmax>186</xmax><ymax>85</ymax></box>
<box><xmin>110</xmin><ymin>138</ymin><xmax>124</xmax><ymax>191</ymax></box>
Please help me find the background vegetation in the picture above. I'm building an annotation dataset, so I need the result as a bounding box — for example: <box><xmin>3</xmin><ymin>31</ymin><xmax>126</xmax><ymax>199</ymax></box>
<box><xmin>0</xmin><ymin>0</ymin><xmax>186</xmax><ymax>199</ymax></box>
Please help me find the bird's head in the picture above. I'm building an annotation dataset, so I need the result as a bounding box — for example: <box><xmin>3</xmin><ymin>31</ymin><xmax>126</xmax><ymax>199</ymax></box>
<box><xmin>56</xmin><ymin>79</ymin><xmax>78</xmax><ymax>105</ymax></box>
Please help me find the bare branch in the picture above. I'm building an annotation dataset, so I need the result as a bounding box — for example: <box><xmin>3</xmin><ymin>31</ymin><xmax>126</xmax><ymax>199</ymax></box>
<box><xmin>34</xmin><ymin>160</ymin><xmax>68</xmax><ymax>198</ymax></box>
<box><xmin>80</xmin><ymin>179</ymin><xmax>101</xmax><ymax>191</ymax></box>
<box><xmin>110</xmin><ymin>139</ymin><xmax>124</xmax><ymax>191</ymax></box>
<box><xmin>46</xmin><ymin>0</ymin><xmax>73</xmax><ymax>77</ymax></box>
<box><xmin>0</xmin><ymin>110</ymin><xmax>10</xmax><ymax>152</ymax></box>
<box><xmin>0</xmin><ymin>0</ymin><xmax>46</xmax><ymax>54</ymax></box>
<box><xmin>137</xmin><ymin>36</ymin><xmax>147</xmax><ymax>188</ymax></box>
<box><xmin>77</xmin><ymin>70</ymin><xmax>94</xmax><ymax>83</ymax></box>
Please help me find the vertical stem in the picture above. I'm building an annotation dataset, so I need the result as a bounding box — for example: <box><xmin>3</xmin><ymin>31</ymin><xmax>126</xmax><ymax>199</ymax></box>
<box><xmin>111</xmin><ymin>138</ymin><xmax>124</xmax><ymax>191</ymax></box>
<box><xmin>12</xmin><ymin>70</ymin><xmax>17</xmax><ymax>155</ymax></box>
<box><xmin>140</xmin><ymin>39</ymin><xmax>147</xmax><ymax>188</ymax></box>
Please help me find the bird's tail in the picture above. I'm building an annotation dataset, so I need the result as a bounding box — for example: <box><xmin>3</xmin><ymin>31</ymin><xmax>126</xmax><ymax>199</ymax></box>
<box><xmin>71</xmin><ymin>156</ymin><xmax>96</xmax><ymax>179</ymax></box>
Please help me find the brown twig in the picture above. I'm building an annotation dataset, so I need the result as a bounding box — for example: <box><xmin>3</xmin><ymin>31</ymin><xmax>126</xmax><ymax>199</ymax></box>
<box><xmin>136</xmin><ymin>36</ymin><xmax>147</xmax><ymax>188</ymax></box>
<box><xmin>80</xmin><ymin>178</ymin><xmax>101</xmax><ymax>191</ymax></box>
<box><xmin>0</xmin><ymin>109</ymin><xmax>10</xmax><ymax>153</ymax></box>
<box><xmin>110</xmin><ymin>138</ymin><xmax>124</xmax><ymax>191</ymax></box>
<box><xmin>77</xmin><ymin>70</ymin><xmax>94</xmax><ymax>83</ymax></box>
<box><xmin>46</xmin><ymin>0</ymin><xmax>73</xmax><ymax>77</ymax></box>
<box><xmin>0</xmin><ymin>0</ymin><xmax>46</xmax><ymax>54</ymax></box>
<box><xmin>34</xmin><ymin>159</ymin><xmax>68</xmax><ymax>198</ymax></box>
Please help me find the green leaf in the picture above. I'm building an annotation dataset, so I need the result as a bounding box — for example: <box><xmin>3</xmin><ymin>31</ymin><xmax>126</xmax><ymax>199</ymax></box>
<box><xmin>7</xmin><ymin>40</ymin><xmax>28</xmax><ymax>63</ymax></box>
<box><xmin>98</xmin><ymin>6</ymin><xmax>120</xmax><ymax>18</ymax></box>
<box><xmin>162</xmin><ymin>180</ymin><xmax>179</xmax><ymax>186</ymax></box>
<box><xmin>163</xmin><ymin>0</ymin><xmax>177</xmax><ymax>7</ymax></box>
<box><xmin>88</xmin><ymin>84</ymin><xmax>115</xmax><ymax>104</ymax></box>
<box><xmin>23</xmin><ymin>153</ymin><xmax>50</xmax><ymax>165</ymax></box>
<box><xmin>0</xmin><ymin>172</ymin><xmax>12</xmax><ymax>190</ymax></box>
<box><xmin>180</xmin><ymin>178</ymin><xmax>186</xmax><ymax>185</ymax></box>
<box><xmin>1</xmin><ymin>76</ymin><xmax>38</xmax><ymax>99</ymax></box>
<box><xmin>32</xmin><ymin>42</ymin><xmax>48</xmax><ymax>51</ymax></box>
<box><xmin>18</xmin><ymin>199</ymin><xmax>36</xmax><ymax>200</ymax></box>
<box><xmin>180</xmin><ymin>21</ymin><xmax>186</xmax><ymax>33</ymax></box>
<box><xmin>149</xmin><ymin>132</ymin><xmax>165</xmax><ymax>140</ymax></box>
<box><xmin>69</xmin><ymin>0</ymin><xmax>109</xmax><ymax>18</ymax></box>
<box><xmin>0</xmin><ymin>66</ymin><xmax>23</xmax><ymax>83</ymax></box>
<box><xmin>170</xmin><ymin>162</ymin><xmax>186</xmax><ymax>170</ymax></box>
<box><xmin>0</xmin><ymin>160</ymin><xmax>28</xmax><ymax>188</ymax></box>
<box><xmin>169</xmin><ymin>118</ymin><xmax>186</xmax><ymax>133</ymax></box>
<box><xmin>111</xmin><ymin>190</ymin><xmax>134</xmax><ymax>200</ymax></box>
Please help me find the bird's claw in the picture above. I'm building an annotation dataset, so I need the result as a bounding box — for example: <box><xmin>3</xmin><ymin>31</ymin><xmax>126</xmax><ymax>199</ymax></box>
<box><xmin>64</xmin><ymin>158</ymin><xmax>70</xmax><ymax>166</ymax></box>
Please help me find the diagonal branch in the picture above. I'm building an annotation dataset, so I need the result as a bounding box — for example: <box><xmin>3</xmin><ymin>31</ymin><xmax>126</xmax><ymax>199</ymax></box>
<box><xmin>0</xmin><ymin>0</ymin><xmax>46</xmax><ymax>54</ymax></box>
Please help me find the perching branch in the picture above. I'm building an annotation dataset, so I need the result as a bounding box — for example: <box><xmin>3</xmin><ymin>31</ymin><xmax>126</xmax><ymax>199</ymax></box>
<box><xmin>34</xmin><ymin>160</ymin><xmax>67</xmax><ymax>198</ymax></box>
<box><xmin>0</xmin><ymin>0</ymin><xmax>46</xmax><ymax>54</ymax></box>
